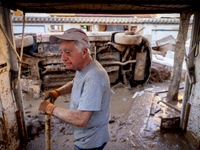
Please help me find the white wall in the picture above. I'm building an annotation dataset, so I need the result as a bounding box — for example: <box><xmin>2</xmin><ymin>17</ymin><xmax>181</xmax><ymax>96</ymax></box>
<box><xmin>143</xmin><ymin>24</ymin><xmax>179</xmax><ymax>46</ymax></box>
<box><xmin>64</xmin><ymin>24</ymin><xmax>80</xmax><ymax>30</ymax></box>
<box><xmin>13</xmin><ymin>22</ymin><xmax>182</xmax><ymax>46</ymax></box>
<box><xmin>13</xmin><ymin>25</ymin><xmax>45</xmax><ymax>33</ymax></box>
<box><xmin>12</xmin><ymin>23</ymin><xmax>95</xmax><ymax>33</ymax></box>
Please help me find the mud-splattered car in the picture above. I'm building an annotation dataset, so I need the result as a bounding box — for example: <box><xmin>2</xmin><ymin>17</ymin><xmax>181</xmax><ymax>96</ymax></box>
<box><xmin>15</xmin><ymin>31</ymin><xmax>152</xmax><ymax>93</ymax></box>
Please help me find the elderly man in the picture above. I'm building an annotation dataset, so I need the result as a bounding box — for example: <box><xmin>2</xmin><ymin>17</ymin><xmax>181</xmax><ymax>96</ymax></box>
<box><xmin>39</xmin><ymin>28</ymin><xmax>111</xmax><ymax>150</ymax></box>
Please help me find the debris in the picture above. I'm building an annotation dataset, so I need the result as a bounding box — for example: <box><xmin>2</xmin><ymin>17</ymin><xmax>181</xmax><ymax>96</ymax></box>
<box><xmin>157</xmin><ymin>43</ymin><xmax>175</xmax><ymax>53</ymax></box>
<box><xmin>24</xmin><ymin>104</ymin><xmax>32</xmax><ymax>109</ymax></box>
<box><xmin>145</xmin><ymin>87</ymin><xmax>159</xmax><ymax>92</ymax></box>
<box><xmin>152</xmin><ymin>49</ymin><xmax>165</xmax><ymax>57</ymax></box>
<box><xmin>118</xmin><ymin>120</ymin><xmax>126</xmax><ymax>126</ymax></box>
<box><xmin>111</xmin><ymin>131</ymin><xmax>117</xmax><ymax>138</ymax></box>
<box><xmin>20</xmin><ymin>79</ymin><xmax>42</xmax><ymax>99</ymax></box>
<box><xmin>127</xmin><ymin>137</ymin><xmax>136</xmax><ymax>147</ymax></box>
<box><xmin>118</xmin><ymin>137</ymin><xmax>126</xmax><ymax>143</ymax></box>
<box><xmin>129</xmin><ymin>130</ymin><xmax>135</xmax><ymax>137</ymax></box>
<box><xmin>142</xmin><ymin>132</ymin><xmax>156</xmax><ymax>139</ymax></box>
<box><xmin>154</xmin><ymin>108</ymin><xmax>161</xmax><ymax>114</ymax></box>
<box><xmin>155</xmin><ymin>54</ymin><xmax>164</xmax><ymax>60</ymax></box>
<box><xmin>132</xmin><ymin>90</ymin><xmax>144</xmax><ymax>99</ymax></box>
<box><xmin>111</xmin><ymin>82</ymin><xmax>125</xmax><ymax>89</ymax></box>
<box><xmin>26</xmin><ymin>115</ymin><xmax>45</xmax><ymax>139</ymax></box>
<box><xmin>149</xmin><ymin>66</ymin><xmax>161</xmax><ymax>83</ymax></box>
<box><xmin>161</xmin><ymin>117</ymin><xmax>180</xmax><ymax>130</ymax></box>
<box><xmin>132</xmin><ymin>92</ymin><xmax>138</xmax><ymax>99</ymax></box>
<box><xmin>116</xmin><ymin>126</ymin><xmax>123</xmax><ymax>131</ymax></box>
<box><xmin>156</xmin><ymin>35</ymin><xmax>176</xmax><ymax>47</ymax></box>
<box><xmin>109</xmin><ymin>120</ymin><xmax>115</xmax><ymax>124</ymax></box>
<box><xmin>110</xmin><ymin>114</ymin><xmax>124</xmax><ymax>121</ymax></box>
<box><xmin>25</xmin><ymin>111</ymin><xmax>31</xmax><ymax>114</ymax></box>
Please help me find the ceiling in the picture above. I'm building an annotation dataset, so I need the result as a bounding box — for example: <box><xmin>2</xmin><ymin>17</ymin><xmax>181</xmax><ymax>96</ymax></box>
<box><xmin>0</xmin><ymin>0</ymin><xmax>197</xmax><ymax>14</ymax></box>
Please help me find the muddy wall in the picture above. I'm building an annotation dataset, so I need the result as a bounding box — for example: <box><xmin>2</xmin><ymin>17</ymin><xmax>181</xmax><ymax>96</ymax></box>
<box><xmin>0</xmin><ymin>6</ymin><xmax>21</xmax><ymax>150</ymax></box>
<box><xmin>187</xmin><ymin>44</ymin><xmax>200</xmax><ymax>139</ymax></box>
<box><xmin>186</xmin><ymin>12</ymin><xmax>200</xmax><ymax>144</ymax></box>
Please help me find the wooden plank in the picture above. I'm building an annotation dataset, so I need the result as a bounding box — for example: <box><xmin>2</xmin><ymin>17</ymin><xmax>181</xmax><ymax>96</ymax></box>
<box><xmin>150</xmin><ymin>95</ymin><xmax>161</xmax><ymax>115</ymax></box>
<box><xmin>159</xmin><ymin>100</ymin><xmax>181</xmax><ymax>113</ymax></box>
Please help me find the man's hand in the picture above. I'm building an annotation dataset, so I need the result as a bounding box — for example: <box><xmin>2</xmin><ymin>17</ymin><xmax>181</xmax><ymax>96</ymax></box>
<box><xmin>43</xmin><ymin>90</ymin><xmax>60</xmax><ymax>103</ymax></box>
<box><xmin>38</xmin><ymin>100</ymin><xmax>57</xmax><ymax>115</ymax></box>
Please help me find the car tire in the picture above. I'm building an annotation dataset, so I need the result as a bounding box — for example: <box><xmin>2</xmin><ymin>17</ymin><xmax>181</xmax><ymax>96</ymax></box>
<box><xmin>149</xmin><ymin>66</ymin><xmax>160</xmax><ymax>83</ymax></box>
<box><xmin>114</xmin><ymin>32</ymin><xmax>142</xmax><ymax>45</ymax></box>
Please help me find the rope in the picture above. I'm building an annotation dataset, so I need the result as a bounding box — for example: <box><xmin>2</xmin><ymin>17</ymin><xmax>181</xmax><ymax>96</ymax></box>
<box><xmin>0</xmin><ymin>24</ymin><xmax>21</xmax><ymax>62</ymax></box>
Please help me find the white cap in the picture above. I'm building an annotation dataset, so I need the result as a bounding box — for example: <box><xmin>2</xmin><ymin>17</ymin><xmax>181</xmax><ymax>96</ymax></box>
<box><xmin>49</xmin><ymin>28</ymin><xmax>91</xmax><ymax>48</ymax></box>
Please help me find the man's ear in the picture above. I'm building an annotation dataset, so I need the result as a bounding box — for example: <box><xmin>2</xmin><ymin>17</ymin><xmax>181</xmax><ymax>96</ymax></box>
<box><xmin>81</xmin><ymin>48</ymin><xmax>88</xmax><ymax>58</ymax></box>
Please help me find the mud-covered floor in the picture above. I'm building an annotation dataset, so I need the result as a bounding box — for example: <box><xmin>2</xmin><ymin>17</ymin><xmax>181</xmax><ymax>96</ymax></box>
<box><xmin>23</xmin><ymin>82</ymin><xmax>198</xmax><ymax>150</ymax></box>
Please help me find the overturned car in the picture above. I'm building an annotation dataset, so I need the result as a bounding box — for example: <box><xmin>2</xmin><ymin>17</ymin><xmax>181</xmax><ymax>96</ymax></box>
<box><xmin>15</xmin><ymin>31</ymin><xmax>152</xmax><ymax>93</ymax></box>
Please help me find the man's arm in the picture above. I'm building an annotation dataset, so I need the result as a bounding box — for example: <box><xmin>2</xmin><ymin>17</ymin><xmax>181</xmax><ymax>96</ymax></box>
<box><xmin>43</xmin><ymin>81</ymin><xmax>73</xmax><ymax>103</ymax></box>
<box><xmin>57</xmin><ymin>81</ymin><xmax>73</xmax><ymax>95</ymax></box>
<box><xmin>52</xmin><ymin>107</ymin><xmax>93</xmax><ymax>127</ymax></box>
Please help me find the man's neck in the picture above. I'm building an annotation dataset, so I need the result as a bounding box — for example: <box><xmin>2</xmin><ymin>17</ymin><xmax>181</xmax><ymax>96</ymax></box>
<box><xmin>78</xmin><ymin>56</ymin><xmax>93</xmax><ymax>71</ymax></box>
<box><xmin>84</xmin><ymin>56</ymin><xmax>93</xmax><ymax>67</ymax></box>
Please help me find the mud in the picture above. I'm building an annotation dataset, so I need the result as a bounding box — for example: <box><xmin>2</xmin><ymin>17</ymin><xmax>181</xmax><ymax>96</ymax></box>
<box><xmin>23</xmin><ymin>82</ymin><xmax>198</xmax><ymax>150</ymax></box>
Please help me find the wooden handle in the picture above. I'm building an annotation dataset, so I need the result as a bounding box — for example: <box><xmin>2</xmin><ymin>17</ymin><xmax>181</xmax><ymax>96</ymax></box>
<box><xmin>45</xmin><ymin>98</ymin><xmax>51</xmax><ymax>150</ymax></box>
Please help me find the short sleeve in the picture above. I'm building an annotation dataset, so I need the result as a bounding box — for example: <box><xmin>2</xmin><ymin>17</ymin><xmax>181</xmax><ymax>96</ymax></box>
<box><xmin>78</xmin><ymin>77</ymin><xmax>103</xmax><ymax>111</ymax></box>
<box><xmin>71</xmin><ymin>78</ymin><xmax>74</xmax><ymax>85</ymax></box>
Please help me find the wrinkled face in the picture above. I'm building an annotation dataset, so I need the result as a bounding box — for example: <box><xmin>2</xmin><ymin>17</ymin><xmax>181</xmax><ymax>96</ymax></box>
<box><xmin>60</xmin><ymin>40</ymin><xmax>85</xmax><ymax>71</ymax></box>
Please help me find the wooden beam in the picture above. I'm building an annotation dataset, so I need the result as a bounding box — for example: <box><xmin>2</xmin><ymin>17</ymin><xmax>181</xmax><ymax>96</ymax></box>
<box><xmin>1</xmin><ymin>0</ymin><xmax>197</xmax><ymax>5</ymax></box>
<box><xmin>19</xmin><ymin>9</ymin><xmax>185</xmax><ymax>14</ymax></box>
<box><xmin>167</xmin><ymin>10</ymin><xmax>192</xmax><ymax>101</ymax></box>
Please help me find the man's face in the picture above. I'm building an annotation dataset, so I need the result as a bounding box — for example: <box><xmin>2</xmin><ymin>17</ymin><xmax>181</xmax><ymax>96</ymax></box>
<box><xmin>60</xmin><ymin>40</ymin><xmax>85</xmax><ymax>71</ymax></box>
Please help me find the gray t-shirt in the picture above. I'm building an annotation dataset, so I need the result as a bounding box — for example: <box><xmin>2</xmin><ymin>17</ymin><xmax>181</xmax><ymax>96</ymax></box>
<box><xmin>70</xmin><ymin>60</ymin><xmax>111</xmax><ymax>149</ymax></box>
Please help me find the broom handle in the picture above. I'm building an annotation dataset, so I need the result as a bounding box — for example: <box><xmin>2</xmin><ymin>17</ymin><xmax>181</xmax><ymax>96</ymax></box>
<box><xmin>45</xmin><ymin>98</ymin><xmax>51</xmax><ymax>150</ymax></box>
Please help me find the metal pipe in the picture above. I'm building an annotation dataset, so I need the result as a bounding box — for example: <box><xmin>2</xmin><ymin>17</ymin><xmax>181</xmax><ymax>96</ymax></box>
<box><xmin>15</xmin><ymin>11</ymin><xmax>25</xmax><ymax>89</ymax></box>
<box><xmin>122</xmin><ymin>46</ymin><xmax>130</xmax><ymax>62</ymax></box>
<box><xmin>101</xmin><ymin>60</ymin><xmax>136</xmax><ymax>66</ymax></box>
